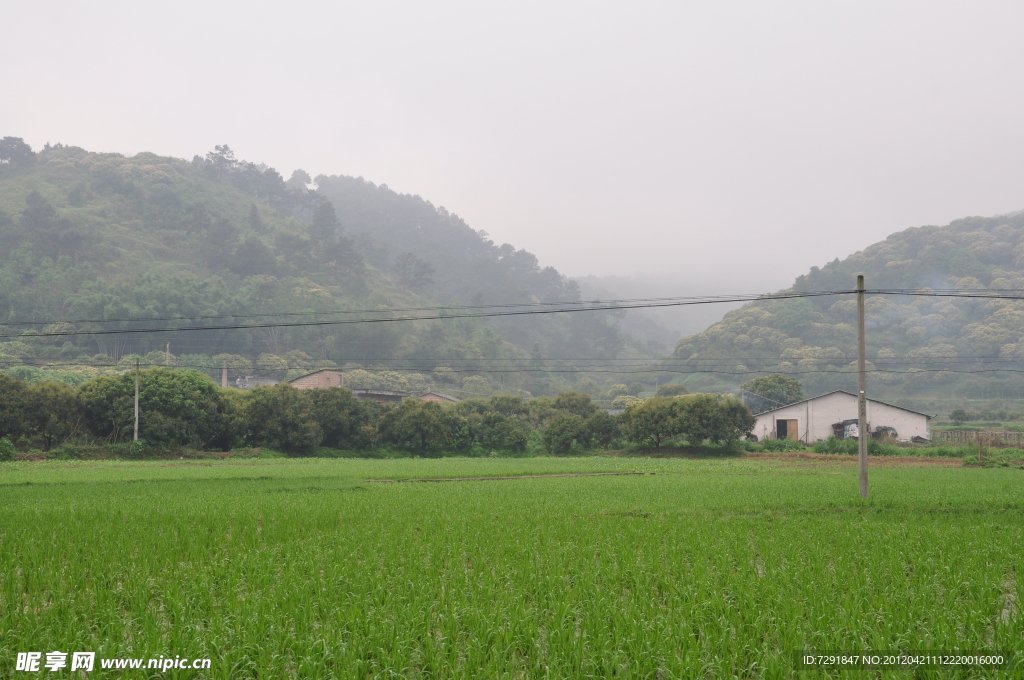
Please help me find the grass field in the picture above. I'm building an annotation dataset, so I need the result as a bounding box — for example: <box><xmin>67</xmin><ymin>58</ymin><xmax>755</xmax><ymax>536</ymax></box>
<box><xmin>2</xmin><ymin>455</ymin><xmax>1022</xmax><ymax>678</ymax></box>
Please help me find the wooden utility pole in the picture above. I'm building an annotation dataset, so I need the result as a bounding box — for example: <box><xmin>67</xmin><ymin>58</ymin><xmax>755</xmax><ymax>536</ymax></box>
<box><xmin>133</xmin><ymin>358</ymin><xmax>140</xmax><ymax>442</ymax></box>
<box><xmin>857</xmin><ymin>275</ymin><xmax>868</xmax><ymax>498</ymax></box>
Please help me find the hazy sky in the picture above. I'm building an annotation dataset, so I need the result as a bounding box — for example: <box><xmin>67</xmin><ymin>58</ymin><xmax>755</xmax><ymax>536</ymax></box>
<box><xmin>5</xmin><ymin>1</ymin><xmax>1024</xmax><ymax>296</ymax></box>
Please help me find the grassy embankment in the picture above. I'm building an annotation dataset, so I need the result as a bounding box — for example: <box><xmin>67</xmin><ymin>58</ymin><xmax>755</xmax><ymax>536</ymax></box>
<box><xmin>2</xmin><ymin>456</ymin><xmax>1022</xmax><ymax>678</ymax></box>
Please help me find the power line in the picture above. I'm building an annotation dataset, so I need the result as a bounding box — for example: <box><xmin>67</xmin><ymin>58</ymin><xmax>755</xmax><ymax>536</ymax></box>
<box><xmin>7</xmin><ymin>285</ymin><xmax>1024</xmax><ymax>328</ymax></box>
<box><xmin>1</xmin><ymin>295</ymin><xmax>727</xmax><ymax>326</ymax></box>
<box><xmin>0</xmin><ymin>291</ymin><xmax>846</xmax><ymax>339</ymax></box>
<box><xmin>7</xmin><ymin>358</ymin><xmax>1024</xmax><ymax>377</ymax></box>
<box><xmin>6</xmin><ymin>285</ymin><xmax>1024</xmax><ymax>338</ymax></box>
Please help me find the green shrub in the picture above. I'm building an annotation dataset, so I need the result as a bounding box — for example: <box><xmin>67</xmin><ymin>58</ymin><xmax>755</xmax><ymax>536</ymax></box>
<box><xmin>109</xmin><ymin>441</ymin><xmax>154</xmax><ymax>459</ymax></box>
<box><xmin>48</xmin><ymin>444</ymin><xmax>105</xmax><ymax>460</ymax></box>
<box><xmin>757</xmin><ymin>437</ymin><xmax>806</xmax><ymax>452</ymax></box>
<box><xmin>813</xmin><ymin>436</ymin><xmax>857</xmax><ymax>455</ymax></box>
<box><xmin>543</xmin><ymin>414</ymin><xmax>587</xmax><ymax>454</ymax></box>
<box><xmin>379</xmin><ymin>399</ymin><xmax>471</xmax><ymax>455</ymax></box>
<box><xmin>242</xmin><ymin>384</ymin><xmax>323</xmax><ymax>454</ymax></box>
<box><xmin>0</xmin><ymin>437</ymin><xmax>15</xmax><ymax>461</ymax></box>
<box><xmin>79</xmin><ymin>369</ymin><xmax>229</xmax><ymax>448</ymax></box>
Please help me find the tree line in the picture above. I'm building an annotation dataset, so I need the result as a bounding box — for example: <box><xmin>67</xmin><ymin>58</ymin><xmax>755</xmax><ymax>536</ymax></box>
<box><xmin>0</xmin><ymin>370</ymin><xmax>755</xmax><ymax>458</ymax></box>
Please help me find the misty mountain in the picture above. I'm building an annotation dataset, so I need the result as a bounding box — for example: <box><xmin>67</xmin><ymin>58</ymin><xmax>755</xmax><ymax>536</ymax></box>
<box><xmin>0</xmin><ymin>140</ymin><xmax>651</xmax><ymax>395</ymax></box>
<box><xmin>671</xmin><ymin>211</ymin><xmax>1024</xmax><ymax>403</ymax></box>
<box><xmin>573</xmin><ymin>274</ymin><xmax>748</xmax><ymax>350</ymax></box>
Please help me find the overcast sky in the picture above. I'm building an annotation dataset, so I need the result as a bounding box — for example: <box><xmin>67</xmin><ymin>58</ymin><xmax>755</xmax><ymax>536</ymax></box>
<box><xmin>4</xmin><ymin>0</ymin><xmax>1024</xmax><ymax>298</ymax></box>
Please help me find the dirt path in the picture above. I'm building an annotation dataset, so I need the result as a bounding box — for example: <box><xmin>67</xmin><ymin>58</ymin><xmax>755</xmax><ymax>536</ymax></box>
<box><xmin>741</xmin><ymin>451</ymin><xmax>963</xmax><ymax>467</ymax></box>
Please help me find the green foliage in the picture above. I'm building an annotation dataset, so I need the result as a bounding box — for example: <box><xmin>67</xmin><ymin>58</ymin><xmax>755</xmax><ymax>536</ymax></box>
<box><xmin>25</xmin><ymin>381</ymin><xmax>82</xmax><ymax>451</ymax></box>
<box><xmin>740</xmin><ymin>374</ymin><xmax>804</xmax><ymax>413</ymax></box>
<box><xmin>812</xmin><ymin>435</ymin><xmax>857</xmax><ymax>454</ymax></box>
<box><xmin>78</xmin><ymin>368</ymin><xmax>228</xmax><ymax>448</ymax></box>
<box><xmin>620</xmin><ymin>397</ymin><xmax>678</xmax><ymax>448</ymax></box>
<box><xmin>539</xmin><ymin>397</ymin><xmax>619</xmax><ymax>454</ymax></box>
<box><xmin>583</xmin><ymin>410</ymin><xmax>619</xmax><ymax>450</ymax></box>
<box><xmin>0</xmin><ymin>437</ymin><xmax>15</xmax><ymax>461</ymax></box>
<box><xmin>756</xmin><ymin>437</ymin><xmax>807</xmax><ymax>452</ymax></box>
<box><xmin>108</xmin><ymin>441</ymin><xmax>156</xmax><ymax>460</ymax></box>
<box><xmin>308</xmin><ymin>387</ymin><xmax>380</xmax><ymax>450</ymax></box>
<box><xmin>680</xmin><ymin>394</ymin><xmax>756</xmax><ymax>444</ymax></box>
<box><xmin>1</xmin><ymin>379</ymin><xmax>755</xmax><ymax>459</ymax></box>
<box><xmin>473</xmin><ymin>412</ymin><xmax>530</xmax><ymax>454</ymax></box>
<box><xmin>543</xmin><ymin>414</ymin><xmax>587</xmax><ymax>454</ymax></box>
<box><xmin>655</xmin><ymin>383</ymin><xmax>690</xmax><ymax>397</ymax></box>
<box><xmin>610</xmin><ymin>395</ymin><xmax>643</xmax><ymax>409</ymax></box>
<box><xmin>379</xmin><ymin>399</ymin><xmax>470</xmax><ymax>455</ymax></box>
<box><xmin>0</xmin><ymin>372</ymin><xmax>29</xmax><ymax>439</ymax></box>
<box><xmin>607</xmin><ymin>384</ymin><xmax>630</xmax><ymax>399</ymax></box>
<box><xmin>551</xmin><ymin>391</ymin><xmax>598</xmax><ymax>419</ymax></box>
<box><xmin>454</xmin><ymin>395</ymin><xmax>533</xmax><ymax>454</ymax></box>
<box><xmin>242</xmin><ymin>384</ymin><xmax>323</xmax><ymax>454</ymax></box>
<box><xmin>621</xmin><ymin>395</ymin><xmax>755</xmax><ymax>447</ymax></box>
<box><xmin>949</xmin><ymin>409</ymin><xmax>969</xmax><ymax>425</ymax></box>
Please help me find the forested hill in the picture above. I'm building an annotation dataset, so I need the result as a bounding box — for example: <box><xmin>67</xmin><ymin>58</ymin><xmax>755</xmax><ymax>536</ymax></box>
<box><xmin>0</xmin><ymin>138</ymin><xmax>635</xmax><ymax>395</ymax></box>
<box><xmin>672</xmin><ymin>211</ymin><xmax>1024</xmax><ymax>402</ymax></box>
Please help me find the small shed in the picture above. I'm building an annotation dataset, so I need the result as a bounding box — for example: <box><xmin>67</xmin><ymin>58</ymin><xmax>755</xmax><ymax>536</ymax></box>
<box><xmin>752</xmin><ymin>390</ymin><xmax>931</xmax><ymax>443</ymax></box>
<box><xmin>289</xmin><ymin>370</ymin><xmax>345</xmax><ymax>390</ymax></box>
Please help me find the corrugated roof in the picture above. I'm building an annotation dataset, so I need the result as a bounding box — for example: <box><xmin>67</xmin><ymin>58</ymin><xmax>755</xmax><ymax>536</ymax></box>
<box><xmin>287</xmin><ymin>369</ymin><xmax>342</xmax><ymax>383</ymax></box>
<box><xmin>752</xmin><ymin>390</ymin><xmax>933</xmax><ymax>419</ymax></box>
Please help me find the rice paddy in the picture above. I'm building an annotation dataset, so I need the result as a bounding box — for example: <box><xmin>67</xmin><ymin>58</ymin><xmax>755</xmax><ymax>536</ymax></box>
<box><xmin>2</xmin><ymin>455</ymin><xmax>1022</xmax><ymax>678</ymax></box>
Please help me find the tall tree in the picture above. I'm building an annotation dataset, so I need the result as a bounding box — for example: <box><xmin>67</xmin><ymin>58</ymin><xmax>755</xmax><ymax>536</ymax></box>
<box><xmin>26</xmin><ymin>381</ymin><xmax>82</xmax><ymax>451</ymax></box>
<box><xmin>0</xmin><ymin>137</ymin><xmax>36</xmax><ymax>169</ymax></box>
<box><xmin>394</xmin><ymin>252</ymin><xmax>434</xmax><ymax>289</ymax></box>
<box><xmin>740</xmin><ymin>374</ymin><xmax>804</xmax><ymax>413</ymax></box>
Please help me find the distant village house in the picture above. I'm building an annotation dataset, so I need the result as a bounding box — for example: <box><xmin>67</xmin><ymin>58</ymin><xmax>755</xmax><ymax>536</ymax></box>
<box><xmin>236</xmin><ymin>376</ymin><xmax>279</xmax><ymax>389</ymax></box>
<box><xmin>288</xmin><ymin>369</ymin><xmax>345</xmax><ymax>390</ymax></box>
<box><xmin>286</xmin><ymin>370</ymin><xmax>459</xmax><ymax>403</ymax></box>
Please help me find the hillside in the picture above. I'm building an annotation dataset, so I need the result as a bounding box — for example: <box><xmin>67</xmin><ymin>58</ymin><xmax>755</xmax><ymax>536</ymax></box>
<box><xmin>0</xmin><ymin>139</ymin><xmax>644</xmax><ymax>396</ymax></box>
<box><xmin>671</xmin><ymin>211</ymin><xmax>1024</xmax><ymax>405</ymax></box>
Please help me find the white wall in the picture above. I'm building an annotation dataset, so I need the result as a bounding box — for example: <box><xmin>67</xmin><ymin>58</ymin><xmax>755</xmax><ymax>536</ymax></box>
<box><xmin>753</xmin><ymin>392</ymin><xmax>930</xmax><ymax>443</ymax></box>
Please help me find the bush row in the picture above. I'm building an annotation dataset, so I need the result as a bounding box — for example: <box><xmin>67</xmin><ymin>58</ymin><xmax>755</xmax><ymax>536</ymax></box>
<box><xmin>0</xmin><ymin>370</ymin><xmax>757</xmax><ymax>457</ymax></box>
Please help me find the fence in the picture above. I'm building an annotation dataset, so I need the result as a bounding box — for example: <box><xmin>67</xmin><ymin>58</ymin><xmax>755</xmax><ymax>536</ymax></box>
<box><xmin>933</xmin><ymin>430</ymin><xmax>1024</xmax><ymax>447</ymax></box>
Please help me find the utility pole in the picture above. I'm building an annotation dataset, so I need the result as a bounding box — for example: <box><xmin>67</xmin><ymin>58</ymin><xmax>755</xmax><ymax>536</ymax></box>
<box><xmin>165</xmin><ymin>342</ymin><xmax>170</xmax><ymax>366</ymax></box>
<box><xmin>221</xmin><ymin>358</ymin><xmax>228</xmax><ymax>389</ymax></box>
<box><xmin>857</xmin><ymin>274</ymin><xmax>868</xmax><ymax>498</ymax></box>
<box><xmin>134</xmin><ymin>358</ymin><xmax>140</xmax><ymax>442</ymax></box>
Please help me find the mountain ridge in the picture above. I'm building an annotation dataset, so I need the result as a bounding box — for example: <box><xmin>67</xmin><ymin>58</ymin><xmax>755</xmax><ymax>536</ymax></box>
<box><xmin>671</xmin><ymin>210</ymin><xmax>1024</xmax><ymax>404</ymax></box>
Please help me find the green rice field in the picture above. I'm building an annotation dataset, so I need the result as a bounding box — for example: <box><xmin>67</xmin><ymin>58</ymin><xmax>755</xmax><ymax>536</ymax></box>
<box><xmin>2</xmin><ymin>455</ymin><xmax>1023</xmax><ymax>678</ymax></box>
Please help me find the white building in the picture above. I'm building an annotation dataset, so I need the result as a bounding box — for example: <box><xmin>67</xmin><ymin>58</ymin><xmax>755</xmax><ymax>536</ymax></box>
<box><xmin>752</xmin><ymin>390</ymin><xmax>931</xmax><ymax>443</ymax></box>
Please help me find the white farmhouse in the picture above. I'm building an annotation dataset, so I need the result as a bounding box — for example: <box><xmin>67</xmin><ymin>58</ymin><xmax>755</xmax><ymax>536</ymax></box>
<box><xmin>751</xmin><ymin>390</ymin><xmax>931</xmax><ymax>443</ymax></box>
